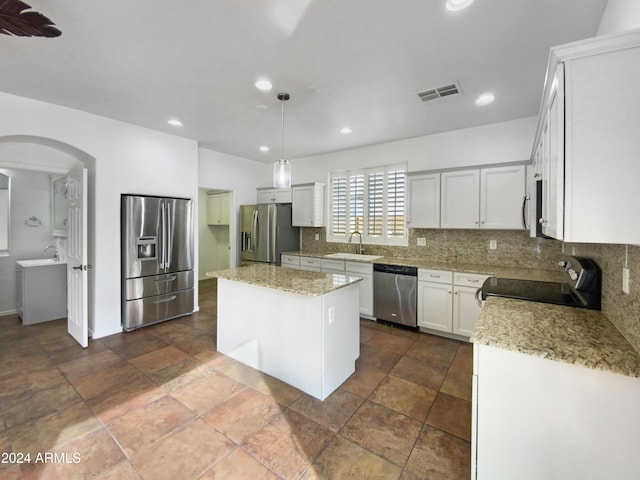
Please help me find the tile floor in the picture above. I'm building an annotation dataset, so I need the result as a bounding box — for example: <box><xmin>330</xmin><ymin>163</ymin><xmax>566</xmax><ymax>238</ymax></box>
<box><xmin>0</xmin><ymin>279</ymin><xmax>472</xmax><ymax>480</ymax></box>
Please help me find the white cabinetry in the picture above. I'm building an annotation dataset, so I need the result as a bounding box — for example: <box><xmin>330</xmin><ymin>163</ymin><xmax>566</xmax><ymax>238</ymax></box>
<box><xmin>207</xmin><ymin>192</ymin><xmax>230</xmax><ymax>225</ymax></box>
<box><xmin>346</xmin><ymin>261</ymin><xmax>373</xmax><ymax>318</ymax></box>
<box><xmin>441</xmin><ymin>166</ymin><xmax>525</xmax><ymax>230</ymax></box>
<box><xmin>531</xmin><ymin>30</ymin><xmax>640</xmax><ymax>243</ymax></box>
<box><xmin>406</xmin><ymin>172</ymin><xmax>440</xmax><ymax>228</ymax></box>
<box><xmin>292</xmin><ymin>183</ymin><xmax>324</xmax><ymax>227</ymax></box>
<box><xmin>418</xmin><ymin>269</ymin><xmax>489</xmax><ymax>338</ymax></box>
<box><xmin>281</xmin><ymin>254</ymin><xmax>300</xmax><ymax>269</ymax></box>
<box><xmin>299</xmin><ymin>256</ymin><xmax>322</xmax><ymax>272</ymax></box>
<box><xmin>16</xmin><ymin>261</ymin><xmax>67</xmax><ymax>325</ymax></box>
<box><xmin>257</xmin><ymin>188</ymin><xmax>292</xmax><ymax>204</ymax></box>
<box><xmin>473</xmin><ymin>343</ymin><xmax>640</xmax><ymax>480</ymax></box>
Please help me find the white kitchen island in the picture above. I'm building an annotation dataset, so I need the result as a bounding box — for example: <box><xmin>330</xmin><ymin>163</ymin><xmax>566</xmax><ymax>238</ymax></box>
<box><xmin>208</xmin><ymin>264</ymin><xmax>362</xmax><ymax>400</ymax></box>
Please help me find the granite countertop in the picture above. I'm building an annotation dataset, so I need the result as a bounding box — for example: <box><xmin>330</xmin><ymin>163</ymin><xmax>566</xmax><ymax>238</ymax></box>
<box><xmin>471</xmin><ymin>297</ymin><xmax>640</xmax><ymax>378</ymax></box>
<box><xmin>207</xmin><ymin>264</ymin><xmax>363</xmax><ymax>297</ymax></box>
<box><xmin>282</xmin><ymin>250</ymin><xmax>565</xmax><ymax>283</ymax></box>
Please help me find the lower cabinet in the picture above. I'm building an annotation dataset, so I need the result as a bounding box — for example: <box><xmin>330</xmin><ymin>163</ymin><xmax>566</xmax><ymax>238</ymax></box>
<box><xmin>418</xmin><ymin>269</ymin><xmax>489</xmax><ymax>338</ymax></box>
<box><xmin>345</xmin><ymin>261</ymin><xmax>373</xmax><ymax>318</ymax></box>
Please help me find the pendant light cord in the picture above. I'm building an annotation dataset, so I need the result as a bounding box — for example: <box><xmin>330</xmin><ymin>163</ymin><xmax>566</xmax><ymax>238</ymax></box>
<box><xmin>277</xmin><ymin>92</ymin><xmax>290</xmax><ymax>162</ymax></box>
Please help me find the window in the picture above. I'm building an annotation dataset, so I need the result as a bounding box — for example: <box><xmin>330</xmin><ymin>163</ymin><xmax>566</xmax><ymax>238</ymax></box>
<box><xmin>328</xmin><ymin>165</ymin><xmax>406</xmax><ymax>245</ymax></box>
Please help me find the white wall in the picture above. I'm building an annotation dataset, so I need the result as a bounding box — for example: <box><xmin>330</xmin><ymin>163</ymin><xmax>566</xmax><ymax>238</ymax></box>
<box><xmin>0</xmin><ymin>92</ymin><xmax>199</xmax><ymax>338</ymax></box>
<box><xmin>198</xmin><ymin>148</ymin><xmax>269</xmax><ymax>269</ymax></box>
<box><xmin>597</xmin><ymin>0</ymin><xmax>640</xmax><ymax>35</ymax></box>
<box><xmin>290</xmin><ymin>116</ymin><xmax>537</xmax><ymax>183</ymax></box>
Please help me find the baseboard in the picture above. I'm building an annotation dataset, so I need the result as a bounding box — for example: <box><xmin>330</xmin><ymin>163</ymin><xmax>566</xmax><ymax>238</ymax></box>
<box><xmin>0</xmin><ymin>309</ymin><xmax>18</xmax><ymax>317</ymax></box>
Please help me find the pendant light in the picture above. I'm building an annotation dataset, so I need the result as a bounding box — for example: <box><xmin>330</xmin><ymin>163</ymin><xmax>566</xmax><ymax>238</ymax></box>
<box><xmin>273</xmin><ymin>92</ymin><xmax>291</xmax><ymax>188</ymax></box>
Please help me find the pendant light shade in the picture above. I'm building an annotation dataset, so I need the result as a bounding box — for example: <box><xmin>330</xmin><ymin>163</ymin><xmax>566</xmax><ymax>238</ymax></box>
<box><xmin>273</xmin><ymin>93</ymin><xmax>291</xmax><ymax>188</ymax></box>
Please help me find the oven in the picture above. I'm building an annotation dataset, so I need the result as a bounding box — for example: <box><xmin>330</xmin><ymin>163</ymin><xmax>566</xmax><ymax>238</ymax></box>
<box><xmin>478</xmin><ymin>256</ymin><xmax>601</xmax><ymax>310</ymax></box>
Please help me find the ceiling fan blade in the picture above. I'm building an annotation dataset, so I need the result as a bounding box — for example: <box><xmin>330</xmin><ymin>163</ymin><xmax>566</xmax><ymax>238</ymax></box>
<box><xmin>0</xmin><ymin>0</ymin><xmax>61</xmax><ymax>37</ymax></box>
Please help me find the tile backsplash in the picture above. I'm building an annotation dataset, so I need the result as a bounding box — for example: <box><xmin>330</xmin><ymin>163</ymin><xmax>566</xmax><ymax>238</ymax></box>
<box><xmin>301</xmin><ymin>228</ymin><xmax>564</xmax><ymax>270</ymax></box>
<box><xmin>565</xmin><ymin>242</ymin><xmax>640</xmax><ymax>352</ymax></box>
<box><xmin>301</xmin><ymin>228</ymin><xmax>640</xmax><ymax>352</ymax></box>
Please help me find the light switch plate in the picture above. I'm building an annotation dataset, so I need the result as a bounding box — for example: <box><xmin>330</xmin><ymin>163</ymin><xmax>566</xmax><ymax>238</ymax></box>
<box><xmin>622</xmin><ymin>267</ymin><xmax>630</xmax><ymax>294</ymax></box>
<box><xmin>489</xmin><ymin>240</ymin><xmax>497</xmax><ymax>250</ymax></box>
<box><xmin>314</xmin><ymin>233</ymin><xmax>319</xmax><ymax>241</ymax></box>
<box><xmin>417</xmin><ymin>238</ymin><xmax>426</xmax><ymax>246</ymax></box>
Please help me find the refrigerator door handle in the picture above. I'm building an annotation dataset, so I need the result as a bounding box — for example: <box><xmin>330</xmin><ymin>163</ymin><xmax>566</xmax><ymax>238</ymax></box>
<box><xmin>159</xmin><ymin>202</ymin><xmax>166</xmax><ymax>269</ymax></box>
<box><xmin>252</xmin><ymin>209</ymin><xmax>258</xmax><ymax>255</ymax></box>
<box><xmin>166</xmin><ymin>201</ymin><xmax>172</xmax><ymax>271</ymax></box>
<box><xmin>269</xmin><ymin>205</ymin><xmax>277</xmax><ymax>263</ymax></box>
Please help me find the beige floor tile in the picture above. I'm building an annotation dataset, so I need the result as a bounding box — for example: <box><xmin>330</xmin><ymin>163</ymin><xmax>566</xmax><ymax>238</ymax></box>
<box><xmin>290</xmin><ymin>389</ymin><xmax>364</xmax><ymax>433</ymax></box>
<box><xmin>405</xmin><ymin>425</ymin><xmax>471</xmax><ymax>480</ymax></box>
<box><xmin>129</xmin><ymin>345</ymin><xmax>190</xmax><ymax>375</ymax></box>
<box><xmin>170</xmin><ymin>370</ymin><xmax>245</xmax><ymax>415</ymax></box>
<box><xmin>148</xmin><ymin>357</ymin><xmax>215</xmax><ymax>392</ymax></box>
<box><xmin>131</xmin><ymin>418</ymin><xmax>234</xmax><ymax>480</ymax></box>
<box><xmin>369</xmin><ymin>375</ymin><xmax>437</xmax><ymax>422</ymax></box>
<box><xmin>57</xmin><ymin>350</ymin><xmax>125</xmax><ymax>382</ymax></box>
<box><xmin>200</xmin><ymin>448</ymin><xmax>280</xmax><ymax>480</ymax></box>
<box><xmin>367</xmin><ymin>331</ymin><xmax>416</xmax><ymax>355</ymax></box>
<box><xmin>390</xmin><ymin>354</ymin><xmax>449</xmax><ymax>390</ymax></box>
<box><xmin>243</xmin><ymin>410</ymin><xmax>334</xmax><ymax>480</ymax></box>
<box><xmin>203</xmin><ymin>388</ymin><xmax>283</xmax><ymax>444</ymax></box>
<box><xmin>356</xmin><ymin>344</ymin><xmax>402</xmax><ymax>373</ymax></box>
<box><xmin>341</xmin><ymin>401</ymin><xmax>422</xmax><ymax>467</ymax></box>
<box><xmin>340</xmin><ymin>365</ymin><xmax>387</xmax><ymax>398</ymax></box>
<box><xmin>301</xmin><ymin>435</ymin><xmax>401</xmax><ymax>480</ymax></box>
<box><xmin>71</xmin><ymin>362</ymin><xmax>144</xmax><ymax>401</ymax></box>
<box><xmin>440</xmin><ymin>369</ymin><xmax>472</xmax><ymax>401</ymax></box>
<box><xmin>107</xmin><ymin>396</ymin><xmax>195</xmax><ymax>458</ymax></box>
<box><xmin>426</xmin><ymin>393</ymin><xmax>472</xmax><ymax>441</ymax></box>
<box><xmin>87</xmin><ymin>376</ymin><xmax>167</xmax><ymax>423</ymax></box>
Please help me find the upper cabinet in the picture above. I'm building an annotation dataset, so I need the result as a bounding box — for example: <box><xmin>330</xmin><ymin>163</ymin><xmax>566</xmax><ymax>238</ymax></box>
<box><xmin>257</xmin><ymin>187</ymin><xmax>292</xmax><ymax>204</ymax></box>
<box><xmin>441</xmin><ymin>165</ymin><xmax>525</xmax><ymax>230</ymax></box>
<box><xmin>407</xmin><ymin>172</ymin><xmax>440</xmax><ymax>228</ymax></box>
<box><xmin>292</xmin><ymin>183</ymin><xmax>325</xmax><ymax>227</ymax></box>
<box><xmin>532</xmin><ymin>29</ymin><xmax>640</xmax><ymax>244</ymax></box>
<box><xmin>207</xmin><ymin>192</ymin><xmax>230</xmax><ymax>225</ymax></box>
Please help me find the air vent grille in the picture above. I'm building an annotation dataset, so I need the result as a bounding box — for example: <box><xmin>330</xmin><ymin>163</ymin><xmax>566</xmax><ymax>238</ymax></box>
<box><xmin>417</xmin><ymin>83</ymin><xmax>462</xmax><ymax>102</ymax></box>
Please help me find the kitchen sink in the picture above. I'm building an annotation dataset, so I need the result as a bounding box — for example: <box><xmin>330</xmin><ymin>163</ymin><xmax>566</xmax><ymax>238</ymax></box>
<box><xmin>16</xmin><ymin>258</ymin><xmax>66</xmax><ymax>267</ymax></box>
<box><xmin>324</xmin><ymin>253</ymin><xmax>383</xmax><ymax>261</ymax></box>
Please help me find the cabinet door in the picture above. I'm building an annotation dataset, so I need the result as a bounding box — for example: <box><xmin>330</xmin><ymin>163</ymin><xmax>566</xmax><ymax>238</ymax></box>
<box><xmin>219</xmin><ymin>193</ymin><xmax>230</xmax><ymax>225</ymax></box>
<box><xmin>417</xmin><ymin>281</ymin><xmax>452</xmax><ymax>332</ymax></box>
<box><xmin>407</xmin><ymin>173</ymin><xmax>440</xmax><ymax>228</ymax></box>
<box><xmin>542</xmin><ymin>64</ymin><xmax>565</xmax><ymax>240</ymax></box>
<box><xmin>480</xmin><ymin>165</ymin><xmax>526</xmax><ymax>229</ymax></box>
<box><xmin>273</xmin><ymin>189</ymin><xmax>292</xmax><ymax>203</ymax></box>
<box><xmin>292</xmin><ymin>185</ymin><xmax>324</xmax><ymax>227</ymax></box>
<box><xmin>452</xmin><ymin>285</ymin><xmax>483</xmax><ymax>337</ymax></box>
<box><xmin>346</xmin><ymin>262</ymin><xmax>373</xmax><ymax>317</ymax></box>
<box><xmin>257</xmin><ymin>189</ymin><xmax>274</xmax><ymax>204</ymax></box>
<box><xmin>441</xmin><ymin>169</ymin><xmax>480</xmax><ymax>228</ymax></box>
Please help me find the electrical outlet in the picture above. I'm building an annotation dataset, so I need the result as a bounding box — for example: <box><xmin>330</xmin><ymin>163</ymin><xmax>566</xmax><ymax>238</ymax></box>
<box><xmin>622</xmin><ymin>267</ymin><xmax>630</xmax><ymax>295</ymax></box>
<box><xmin>314</xmin><ymin>233</ymin><xmax>319</xmax><ymax>241</ymax></box>
<box><xmin>417</xmin><ymin>238</ymin><xmax>426</xmax><ymax>246</ymax></box>
<box><xmin>328</xmin><ymin>306</ymin><xmax>335</xmax><ymax>323</ymax></box>
<box><xmin>489</xmin><ymin>239</ymin><xmax>497</xmax><ymax>250</ymax></box>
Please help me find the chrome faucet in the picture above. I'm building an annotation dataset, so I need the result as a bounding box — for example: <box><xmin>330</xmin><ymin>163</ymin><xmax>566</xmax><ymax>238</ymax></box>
<box><xmin>45</xmin><ymin>245</ymin><xmax>59</xmax><ymax>261</ymax></box>
<box><xmin>348</xmin><ymin>231</ymin><xmax>364</xmax><ymax>254</ymax></box>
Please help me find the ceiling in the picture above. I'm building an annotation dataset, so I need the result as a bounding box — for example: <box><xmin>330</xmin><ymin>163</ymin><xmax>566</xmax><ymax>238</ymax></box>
<box><xmin>1</xmin><ymin>0</ymin><xmax>607</xmax><ymax>163</ymax></box>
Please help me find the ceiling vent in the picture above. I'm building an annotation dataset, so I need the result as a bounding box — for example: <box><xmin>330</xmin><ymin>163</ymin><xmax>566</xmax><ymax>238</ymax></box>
<box><xmin>417</xmin><ymin>83</ymin><xmax>463</xmax><ymax>102</ymax></box>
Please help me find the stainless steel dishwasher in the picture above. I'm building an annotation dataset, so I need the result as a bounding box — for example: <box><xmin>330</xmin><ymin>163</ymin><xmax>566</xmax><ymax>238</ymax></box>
<box><xmin>373</xmin><ymin>264</ymin><xmax>418</xmax><ymax>328</ymax></box>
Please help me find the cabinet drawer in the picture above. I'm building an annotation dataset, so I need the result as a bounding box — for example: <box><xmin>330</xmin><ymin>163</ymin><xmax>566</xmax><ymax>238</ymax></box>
<box><xmin>321</xmin><ymin>259</ymin><xmax>345</xmax><ymax>271</ymax></box>
<box><xmin>418</xmin><ymin>269</ymin><xmax>453</xmax><ymax>284</ymax></box>
<box><xmin>281</xmin><ymin>254</ymin><xmax>300</xmax><ymax>267</ymax></box>
<box><xmin>300</xmin><ymin>256</ymin><xmax>322</xmax><ymax>268</ymax></box>
<box><xmin>345</xmin><ymin>261</ymin><xmax>373</xmax><ymax>274</ymax></box>
<box><xmin>454</xmin><ymin>272</ymin><xmax>491</xmax><ymax>287</ymax></box>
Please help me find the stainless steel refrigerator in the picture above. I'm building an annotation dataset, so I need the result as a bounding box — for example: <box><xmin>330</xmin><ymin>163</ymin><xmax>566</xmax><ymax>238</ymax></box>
<box><xmin>240</xmin><ymin>203</ymin><xmax>299</xmax><ymax>266</ymax></box>
<box><xmin>121</xmin><ymin>194</ymin><xmax>194</xmax><ymax>331</ymax></box>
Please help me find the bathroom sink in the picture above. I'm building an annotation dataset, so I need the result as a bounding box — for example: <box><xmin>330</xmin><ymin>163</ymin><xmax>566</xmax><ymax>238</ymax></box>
<box><xmin>324</xmin><ymin>253</ymin><xmax>383</xmax><ymax>261</ymax></box>
<box><xmin>17</xmin><ymin>258</ymin><xmax>66</xmax><ymax>267</ymax></box>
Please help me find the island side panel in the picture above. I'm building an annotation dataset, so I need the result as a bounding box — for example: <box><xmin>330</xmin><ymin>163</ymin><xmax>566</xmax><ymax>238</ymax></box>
<box><xmin>474</xmin><ymin>344</ymin><xmax>640</xmax><ymax>480</ymax></box>
<box><xmin>217</xmin><ymin>278</ymin><xmax>324</xmax><ymax>398</ymax></box>
<box><xmin>321</xmin><ymin>283</ymin><xmax>360</xmax><ymax>398</ymax></box>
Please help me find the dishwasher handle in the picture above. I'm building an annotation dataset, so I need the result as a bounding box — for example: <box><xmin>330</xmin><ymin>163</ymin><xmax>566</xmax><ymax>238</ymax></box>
<box><xmin>373</xmin><ymin>263</ymin><xmax>417</xmax><ymax>276</ymax></box>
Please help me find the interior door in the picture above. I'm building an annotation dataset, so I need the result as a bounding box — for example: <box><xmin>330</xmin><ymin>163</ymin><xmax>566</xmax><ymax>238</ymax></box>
<box><xmin>67</xmin><ymin>166</ymin><xmax>88</xmax><ymax>348</ymax></box>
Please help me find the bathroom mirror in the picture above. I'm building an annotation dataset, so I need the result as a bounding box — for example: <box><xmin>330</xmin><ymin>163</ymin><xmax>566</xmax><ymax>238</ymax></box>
<box><xmin>0</xmin><ymin>172</ymin><xmax>9</xmax><ymax>254</ymax></box>
<box><xmin>51</xmin><ymin>175</ymin><xmax>68</xmax><ymax>237</ymax></box>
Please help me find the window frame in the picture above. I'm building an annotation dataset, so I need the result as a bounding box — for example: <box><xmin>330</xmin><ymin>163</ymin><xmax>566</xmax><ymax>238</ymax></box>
<box><xmin>327</xmin><ymin>164</ymin><xmax>407</xmax><ymax>246</ymax></box>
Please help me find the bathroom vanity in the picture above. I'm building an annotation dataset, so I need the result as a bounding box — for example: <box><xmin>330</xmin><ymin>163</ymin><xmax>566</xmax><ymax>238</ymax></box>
<box><xmin>16</xmin><ymin>259</ymin><xmax>67</xmax><ymax>324</ymax></box>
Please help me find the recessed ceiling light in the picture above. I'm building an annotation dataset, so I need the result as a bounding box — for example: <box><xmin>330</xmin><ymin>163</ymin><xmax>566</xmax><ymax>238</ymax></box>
<box><xmin>255</xmin><ymin>104</ymin><xmax>268</xmax><ymax>111</ymax></box>
<box><xmin>259</xmin><ymin>145</ymin><xmax>269</xmax><ymax>152</ymax></box>
<box><xmin>445</xmin><ymin>0</ymin><xmax>474</xmax><ymax>12</ymax></box>
<box><xmin>255</xmin><ymin>79</ymin><xmax>272</xmax><ymax>91</ymax></box>
<box><xmin>475</xmin><ymin>92</ymin><xmax>495</xmax><ymax>106</ymax></box>
<box><xmin>340</xmin><ymin>127</ymin><xmax>353</xmax><ymax>134</ymax></box>
<box><xmin>167</xmin><ymin>119</ymin><xmax>183</xmax><ymax>127</ymax></box>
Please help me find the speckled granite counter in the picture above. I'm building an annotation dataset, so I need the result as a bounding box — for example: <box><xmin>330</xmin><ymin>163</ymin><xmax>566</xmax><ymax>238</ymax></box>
<box><xmin>471</xmin><ymin>297</ymin><xmax>640</xmax><ymax>378</ymax></box>
<box><xmin>207</xmin><ymin>263</ymin><xmax>362</xmax><ymax>297</ymax></box>
<box><xmin>282</xmin><ymin>250</ymin><xmax>565</xmax><ymax>283</ymax></box>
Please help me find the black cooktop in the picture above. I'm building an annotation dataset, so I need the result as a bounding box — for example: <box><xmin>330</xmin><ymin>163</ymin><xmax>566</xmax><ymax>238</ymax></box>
<box><xmin>481</xmin><ymin>277</ymin><xmax>594</xmax><ymax>309</ymax></box>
